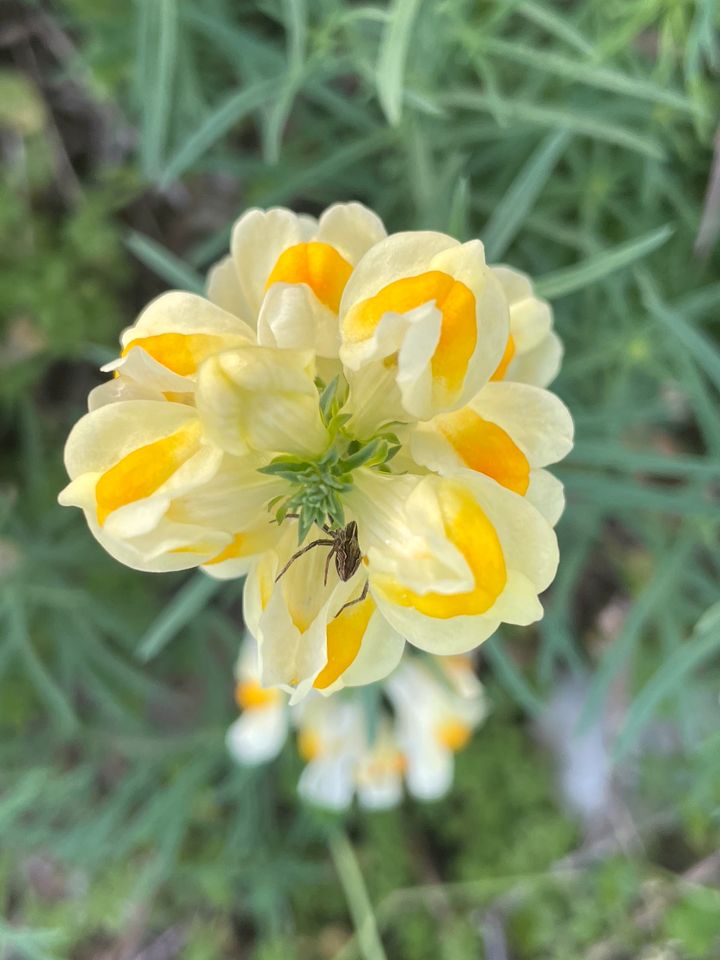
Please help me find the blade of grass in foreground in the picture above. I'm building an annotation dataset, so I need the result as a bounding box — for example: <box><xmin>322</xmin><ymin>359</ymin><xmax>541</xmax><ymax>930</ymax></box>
<box><xmin>138</xmin><ymin>573</ymin><xmax>222</xmax><ymax>662</ymax></box>
<box><xmin>535</xmin><ymin>224</ymin><xmax>673</xmax><ymax>299</ymax></box>
<box><xmin>330</xmin><ymin>829</ymin><xmax>388</xmax><ymax>960</ymax></box>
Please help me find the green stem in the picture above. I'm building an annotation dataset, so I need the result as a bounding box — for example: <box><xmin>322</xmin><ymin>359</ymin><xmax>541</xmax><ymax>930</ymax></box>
<box><xmin>329</xmin><ymin>828</ymin><xmax>388</xmax><ymax>960</ymax></box>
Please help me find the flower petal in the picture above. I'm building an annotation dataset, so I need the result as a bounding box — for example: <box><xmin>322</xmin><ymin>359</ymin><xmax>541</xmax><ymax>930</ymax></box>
<box><xmin>195</xmin><ymin>345</ymin><xmax>328</xmax><ymax>457</ymax></box>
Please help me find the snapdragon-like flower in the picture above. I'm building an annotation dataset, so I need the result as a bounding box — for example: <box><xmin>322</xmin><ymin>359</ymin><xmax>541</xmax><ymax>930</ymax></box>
<box><xmin>59</xmin><ymin>202</ymin><xmax>572</xmax><ymax>699</ymax></box>
<box><xmin>226</xmin><ymin>637</ymin><xmax>487</xmax><ymax>809</ymax></box>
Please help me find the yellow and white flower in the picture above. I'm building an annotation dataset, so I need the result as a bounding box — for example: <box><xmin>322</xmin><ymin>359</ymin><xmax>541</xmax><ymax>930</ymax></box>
<box><xmin>208</xmin><ymin>203</ymin><xmax>386</xmax><ymax>363</ymax></box>
<box><xmin>60</xmin><ymin>203</ymin><xmax>573</xmax><ymax>701</ymax></box>
<box><xmin>490</xmin><ymin>266</ymin><xmax>563</xmax><ymax>387</ymax></box>
<box><xmin>386</xmin><ymin>655</ymin><xmax>487</xmax><ymax>800</ymax></box>
<box><xmin>242</xmin><ymin>524</ymin><xmax>405</xmax><ymax>702</ymax></box>
<box><xmin>226</xmin><ymin>637</ymin><xmax>289</xmax><ymax>765</ymax></box>
<box><xmin>339</xmin><ymin>231</ymin><xmax>509</xmax><ymax>424</ymax></box>
<box><xmin>409</xmin><ymin>379</ymin><xmax>573</xmax><ymax>526</ymax></box>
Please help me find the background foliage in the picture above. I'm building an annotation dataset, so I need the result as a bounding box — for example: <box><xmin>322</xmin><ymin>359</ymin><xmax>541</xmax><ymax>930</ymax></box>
<box><xmin>1</xmin><ymin>0</ymin><xmax>719</xmax><ymax>957</ymax></box>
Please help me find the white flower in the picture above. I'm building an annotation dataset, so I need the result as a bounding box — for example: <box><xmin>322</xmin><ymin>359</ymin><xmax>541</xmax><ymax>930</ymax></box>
<box><xmin>294</xmin><ymin>697</ymin><xmax>404</xmax><ymax>811</ymax></box>
<box><xmin>385</xmin><ymin>655</ymin><xmax>487</xmax><ymax>801</ymax></box>
<box><xmin>226</xmin><ymin>637</ymin><xmax>288</xmax><ymax>765</ymax></box>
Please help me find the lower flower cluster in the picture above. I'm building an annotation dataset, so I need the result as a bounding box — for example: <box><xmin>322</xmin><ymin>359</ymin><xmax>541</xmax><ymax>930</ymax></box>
<box><xmin>228</xmin><ymin>637</ymin><xmax>487</xmax><ymax>809</ymax></box>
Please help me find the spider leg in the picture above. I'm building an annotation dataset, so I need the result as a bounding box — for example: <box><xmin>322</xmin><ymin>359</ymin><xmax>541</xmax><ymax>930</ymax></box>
<box><xmin>334</xmin><ymin>579</ymin><xmax>369</xmax><ymax>618</ymax></box>
<box><xmin>323</xmin><ymin>541</ymin><xmax>338</xmax><ymax>586</ymax></box>
<box><xmin>275</xmin><ymin>539</ymin><xmax>335</xmax><ymax>582</ymax></box>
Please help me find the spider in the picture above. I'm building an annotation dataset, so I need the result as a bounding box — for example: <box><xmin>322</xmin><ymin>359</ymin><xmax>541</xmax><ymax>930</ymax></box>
<box><xmin>275</xmin><ymin>520</ymin><xmax>369</xmax><ymax>617</ymax></box>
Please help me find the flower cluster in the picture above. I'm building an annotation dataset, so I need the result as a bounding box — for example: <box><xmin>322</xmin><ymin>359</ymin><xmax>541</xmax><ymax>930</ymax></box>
<box><xmin>60</xmin><ymin>203</ymin><xmax>573</xmax><ymax>699</ymax></box>
<box><xmin>228</xmin><ymin>637</ymin><xmax>487</xmax><ymax>809</ymax></box>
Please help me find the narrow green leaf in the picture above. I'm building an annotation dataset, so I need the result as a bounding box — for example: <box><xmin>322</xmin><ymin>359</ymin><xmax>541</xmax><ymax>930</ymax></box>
<box><xmin>580</xmin><ymin>536</ymin><xmax>697</xmax><ymax>730</ymax></box>
<box><xmin>125</xmin><ymin>231</ymin><xmax>204</xmax><ymax>292</ymax></box>
<box><xmin>535</xmin><ymin>225</ymin><xmax>673</xmax><ymax>299</ymax></box>
<box><xmin>140</xmin><ymin>0</ymin><xmax>178</xmax><ymax>178</ymax></box>
<box><xmin>483</xmin><ymin>130</ymin><xmax>570</xmax><ymax>261</ymax></box>
<box><xmin>138</xmin><ymin>573</ymin><xmax>222</xmax><ymax>661</ymax></box>
<box><xmin>376</xmin><ymin>0</ymin><xmax>422</xmax><ymax>126</ymax></box>
<box><xmin>159</xmin><ymin>79</ymin><xmax>276</xmax><ymax>185</ymax></box>
<box><xmin>517</xmin><ymin>1</ymin><xmax>595</xmax><ymax>55</ymax></box>
<box><xmin>614</xmin><ymin>601</ymin><xmax>720</xmax><ymax>759</ymax></box>
<box><xmin>476</xmin><ymin>36</ymin><xmax>703</xmax><ymax>116</ymax></box>
<box><xmin>638</xmin><ymin>269</ymin><xmax>720</xmax><ymax>393</ymax></box>
<box><xmin>483</xmin><ymin>633</ymin><xmax>544</xmax><ymax>715</ymax></box>
<box><xmin>329</xmin><ymin>829</ymin><xmax>388</xmax><ymax>960</ymax></box>
<box><xmin>445</xmin><ymin>90</ymin><xmax>665</xmax><ymax>159</ymax></box>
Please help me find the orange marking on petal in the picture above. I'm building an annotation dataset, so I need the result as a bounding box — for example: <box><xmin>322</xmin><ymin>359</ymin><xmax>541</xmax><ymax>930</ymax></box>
<box><xmin>122</xmin><ymin>333</ymin><xmax>228</xmax><ymax>376</ymax></box>
<box><xmin>436</xmin><ymin>718</ymin><xmax>472</xmax><ymax>751</ymax></box>
<box><xmin>205</xmin><ymin>533</ymin><xmax>245</xmax><ymax>566</ymax></box>
<box><xmin>434</xmin><ymin>408</ymin><xmax>530</xmax><ymax>495</ymax></box>
<box><xmin>378</xmin><ymin>482</ymin><xmax>506</xmax><ymax>619</ymax></box>
<box><xmin>314</xmin><ymin>592</ymin><xmax>374</xmax><ymax>690</ymax></box>
<box><xmin>344</xmin><ymin>271</ymin><xmax>477</xmax><ymax>391</ymax></box>
<box><xmin>490</xmin><ymin>334</ymin><xmax>516</xmax><ymax>381</ymax></box>
<box><xmin>235</xmin><ymin>679</ymin><xmax>280</xmax><ymax>710</ymax></box>
<box><xmin>265</xmin><ymin>242</ymin><xmax>353</xmax><ymax>313</ymax></box>
<box><xmin>298</xmin><ymin>727</ymin><xmax>321</xmax><ymax>761</ymax></box>
<box><xmin>95</xmin><ymin>421</ymin><xmax>201</xmax><ymax>526</ymax></box>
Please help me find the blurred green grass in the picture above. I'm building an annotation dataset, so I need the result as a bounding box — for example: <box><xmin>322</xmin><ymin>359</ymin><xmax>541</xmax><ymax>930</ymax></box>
<box><xmin>1</xmin><ymin>0</ymin><xmax>719</xmax><ymax>957</ymax></box>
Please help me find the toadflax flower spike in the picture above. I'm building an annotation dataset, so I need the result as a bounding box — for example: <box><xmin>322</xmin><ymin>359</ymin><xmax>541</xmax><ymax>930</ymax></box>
<box><xmin>60</xmin><ymin>203</ymin><xmax>572</xmax><ymax>699</ymax></box>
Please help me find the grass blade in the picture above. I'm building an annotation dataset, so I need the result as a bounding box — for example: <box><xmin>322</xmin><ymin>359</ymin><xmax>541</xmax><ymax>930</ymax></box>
<box><xmin>614</xmin><ymin>601</ymin><xmax>720</xmax><ymax>759</ymax></box>
<box><xmin>483</xmin><ymin>130</ymin><xmax>570</xmax><ymax>261</ymax></box>
<box><xmin>476</xmin><ymin>37</ymin><xmax>703</xmax><ymax>116</ymax></box>
<box><xmin>638</xmin><ymin>269</ymin><xmax>720</xmax><ymax>392</ymax></box>
<box><xmin>376</xmin><ymin>0</ymin><xmax>422</xmax><ymax>126</ymax></box>
<box><xmin>138</xmin><ymin>573</ymin><xmax>223</xmax><ymax>661</ymax></box>
<box><xmin>159</xmin><ymin>79</ymin><xmax>277</xmax><ymax>185</ymax></box>
<box><xmin>125</xmin><ymin>231</ymin><xmax>204</xmax><ymax>292</ymax></box>
<box><xmin>535</xmin><ymin>224</ymin><xmax>673</xmax><ymax>299</ymax></box>
<box><xmin>445</xmin><ymin>90</ymin><xmax>666</xmax><ymax>159</ymax></box>
<box><xmin>139</xmin><ymin>0</ymin><xmax>178</xmax><ymax>178</ymax></box>
<box><xmin>330</xmin><ymin>829</ymin><xmax>388</xmax><ymax>960</ymax></box>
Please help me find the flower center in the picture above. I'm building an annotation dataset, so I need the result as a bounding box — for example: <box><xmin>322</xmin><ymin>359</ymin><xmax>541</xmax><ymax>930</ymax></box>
<box><xmin>258</xmin><ymin>375</ymin><xmax>400</xmax><ymax>541</ymax></box>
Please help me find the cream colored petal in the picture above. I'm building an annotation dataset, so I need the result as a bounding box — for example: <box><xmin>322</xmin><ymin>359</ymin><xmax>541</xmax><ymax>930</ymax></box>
<box><xmin>459</xmin><ymin>472</ymin><xmax>559</xmax><ymax>593</ymax></box>
<box><xmin>320</xmin><ymin>610</ymin><xmax>405</xmax><ymax>694</ymax></box>
<box><xmin>88</xmin><ymin>375</ymin><xmax>164</xmax><ymax>411</ymax></box>
<box><xmin>230</xmin><ymin>207</ymin><xmax>314</xmax><ymax>318</ymax></box>
<box><xmin>102</xmin><ymin>347</ymin><xmax>195</xmax><ymax>397</ymax></box>
<box><xmin>430</xmin><ymin>240</ymin><xmax>510</xmax><ymax>402</ymax></box>
<box><xmin>468</xmin><ymin>381</ymin><xmax>574</xmax><ymax>467</ymax></box>
<box><xmin>339</xmin><ymin>231</ymin><xmax>457</xmax><ymax>312</ymax></box>
<box><xmin>195</xmin><ymin>345</ymin><xmax>327</xmax><ymax>457</ymax></box>
<box><xmin>492</xmin><ymin>265</ymin><xmax>552</xmax><ymax>353</ymax></box>
<box><xmin>507</xmin><ymin>330</ymin><xmax>563</xmax><ymax>388</ymax></box>
<box><xmin>120</xmin><ymin>291</ymin><xmax>255</xmax><ymax>349</ymax></box>
<box><xmin>79</xmin><ymin>511</ymin><xmax>232</xmax><ymax>572</ymax></box>
<box><xmin>226</xmin><ymin>706</ymin><xmax>288</xmax><ymax>765</ymax></box>
<box><xmin>372</xmin><ymin>599</ymin><xmax>501</xmax><ymax>654</ymax></box>
<box><xmin>526</xmin><ymin>469</ymin><xmax>565</xmax><ymax>526</ymax></box>
<box><xmin>257</xmin><ymin>283</ymin><xmax>340</xmax><ymax>358</ymax></box>
<box><xmin>315</xmin><ymin>202</ymin><xmax>387</xmax><ymax>264</ymax></box>
<box><xmin>62</xmin><ymin>400</ymin><xmax>202</xmax><ymax>479</ymax></box>
<box><xmin>298</xmin><ymin>754</ymin><xmax>356</xmax><ymax>810</ymax></box>
<box><xmin>207</xmin><ymin>255</ymin><xmax>254</xmax><ymax>325</ymax></box>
